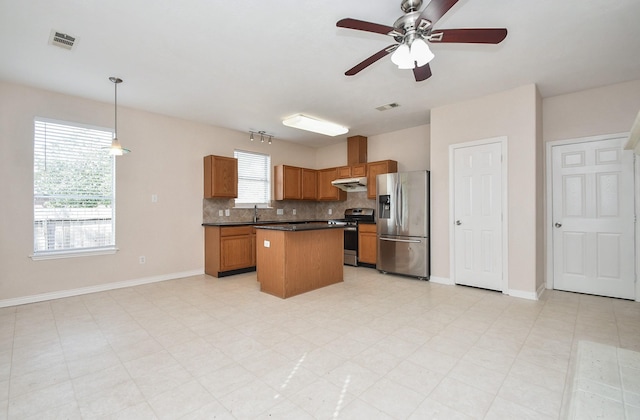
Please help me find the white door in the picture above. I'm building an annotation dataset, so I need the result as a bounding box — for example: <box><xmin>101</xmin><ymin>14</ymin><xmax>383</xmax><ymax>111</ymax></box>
<box><xmin>452</xmin><ymin>141</ymin><xmax>504</xmax><ymax>291</ymax></box>
<box><xmin>551</xmin><ymin>137</ymin><xmax>635</xmax><ymax>299</ymax></box>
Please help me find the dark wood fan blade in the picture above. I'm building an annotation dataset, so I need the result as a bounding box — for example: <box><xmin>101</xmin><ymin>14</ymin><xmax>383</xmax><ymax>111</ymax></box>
<box><xmin>413</xmin><ymin>63</ymin><xmax>432</xmax><ymax>82</ymax></box>
<box><xmin>430</xmin><ymin>28</ymin><xmax>508</xmax><ymax>44</ymax></box>
<box><xmin>337</xmin><ymin>18</ymin><xmax>397</xmax><ymax>36</ymax></box>
<box><xmin>345</xmin><ymin>45</ymin><xmax>398</xmax><ymax>76</ymax></box>
<box><xmin>417</xmin><ymin>0</ymin><xmax>459</xmax><ymax>27</ymax></box>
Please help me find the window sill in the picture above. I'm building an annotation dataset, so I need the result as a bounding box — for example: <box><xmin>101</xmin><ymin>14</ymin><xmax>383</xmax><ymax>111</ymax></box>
<box><xmin>233</xmin><ymin>203</ymin><xmax>272</xmax><ymax>209</ymax></box>
<box><xmin>30</xmin><ymin>247</ymin><xmax>119</xmax><ymax>261</ymax></box>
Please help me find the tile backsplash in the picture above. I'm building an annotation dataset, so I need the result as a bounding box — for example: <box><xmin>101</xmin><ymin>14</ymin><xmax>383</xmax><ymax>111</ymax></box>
<box><xmin>203</xmin><ymin>192</ymin><xmax>376</xmax><ymax>223</ymax></box>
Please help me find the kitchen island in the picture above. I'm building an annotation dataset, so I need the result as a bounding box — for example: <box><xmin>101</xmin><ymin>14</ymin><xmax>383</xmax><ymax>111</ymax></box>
<box><xmin>255</xmin><ymin>223</ymin><xmax>344</xmax><ymax>298</ymax></box>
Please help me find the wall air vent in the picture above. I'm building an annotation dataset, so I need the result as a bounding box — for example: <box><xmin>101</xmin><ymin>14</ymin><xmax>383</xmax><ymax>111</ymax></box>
<box><xmin>376</xmin><ymin>103</ymin><xmax>400</xmax><ymax>111</ymax></box>
<box><xmin>49</xmin><ymin>30</ymin><xmax>77</xmax><ymax>50</ymax></box>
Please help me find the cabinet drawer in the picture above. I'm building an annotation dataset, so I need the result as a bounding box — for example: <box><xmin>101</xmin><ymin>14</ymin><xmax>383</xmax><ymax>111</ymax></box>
<box><xmin>358</xmin><ymin>223</ymin><xmax>376</xmax><ymax>233</ymax></box>
<box><xmin>220</xmin><ymin>226</ymin><xmax>252</xmax><ymax>236</ymax></box>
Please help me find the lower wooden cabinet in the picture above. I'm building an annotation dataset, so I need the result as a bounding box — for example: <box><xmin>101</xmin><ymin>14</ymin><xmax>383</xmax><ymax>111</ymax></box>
<box><xmin>358</xmin><ymin>223</ymin><xmax>377</xmax><ymax>265</ymax></box>
<box><xmin>205</xmin><ymin>226</ymin><xmax>256</xmax><ymax>277</ymax></box>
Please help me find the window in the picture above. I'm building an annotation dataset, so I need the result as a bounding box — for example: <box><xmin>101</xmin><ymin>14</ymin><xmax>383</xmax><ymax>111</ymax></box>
<box><xmin>234</xmin><ymin>149</ymin><xmax>271</xmax><ymax>206</ymax></box>
<box><xmin>33</xmin><ymin>118</ymin><xmax>116</xmax><ymax>257</ymax></box>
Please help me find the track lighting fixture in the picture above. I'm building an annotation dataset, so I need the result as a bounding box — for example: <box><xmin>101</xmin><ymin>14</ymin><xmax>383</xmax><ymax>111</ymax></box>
<box><xmin>248</xmin><ymin>130</ymin><xmax>273</xmax><ymax>145</ymax></box>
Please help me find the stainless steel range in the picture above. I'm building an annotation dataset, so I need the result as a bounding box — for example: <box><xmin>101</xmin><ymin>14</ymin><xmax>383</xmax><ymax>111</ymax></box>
<box><xmin>328</xmin><ymin>208</ymin><xmax>375</xmax><ymax>266</ymax></box>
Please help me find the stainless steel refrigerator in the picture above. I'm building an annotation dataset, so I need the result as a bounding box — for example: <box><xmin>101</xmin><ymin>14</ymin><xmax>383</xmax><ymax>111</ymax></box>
<box><xmin>376</xmin><ymin>170</ymin><xmax>430</xmax><ymax>279</ymax></box>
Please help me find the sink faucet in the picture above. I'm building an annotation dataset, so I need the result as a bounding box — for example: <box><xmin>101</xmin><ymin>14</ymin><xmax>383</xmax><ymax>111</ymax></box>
<box><xmin>253</xmin><ymin>205</ymin><xmax>259</xmax><ymax>223</ymax></box>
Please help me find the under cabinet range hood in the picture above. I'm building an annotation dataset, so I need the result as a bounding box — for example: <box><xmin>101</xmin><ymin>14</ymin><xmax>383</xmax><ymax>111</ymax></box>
<box><xmin>331</xmin><ymin>177</ymin><xmax>367</xmax><ymax>192</ymax></box>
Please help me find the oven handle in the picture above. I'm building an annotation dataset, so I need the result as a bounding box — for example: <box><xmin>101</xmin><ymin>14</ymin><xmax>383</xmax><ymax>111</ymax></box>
<box><xmin>344</xmin><ymin>226</ymin><xmax>357</xmax><ymax>232</ymax></box>
<box><xmin>379</xmin><ymin>237</ymin><xmax>422</xmax><ymax>244</ymax></box>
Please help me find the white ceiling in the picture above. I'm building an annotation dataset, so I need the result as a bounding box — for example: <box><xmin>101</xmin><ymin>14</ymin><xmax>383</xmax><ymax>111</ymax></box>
<box><xmin>1</xmin><ymin>0</ymin><xmax>639</xmax><ymax>147</ymax></box>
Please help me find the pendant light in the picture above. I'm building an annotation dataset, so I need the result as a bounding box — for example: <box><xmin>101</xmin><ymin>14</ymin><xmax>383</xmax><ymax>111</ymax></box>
<box><xmin>108</xmin><ymin>76</ymin><xmax>130</xmax><ymax>155</ymax></box>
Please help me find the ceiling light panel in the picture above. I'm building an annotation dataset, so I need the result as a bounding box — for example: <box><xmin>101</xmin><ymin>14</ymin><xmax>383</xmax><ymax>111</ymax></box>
<box><xmin>282</xmin><ymin>114</ymin><xmax>348</xmax><ymax>137</ymax></box>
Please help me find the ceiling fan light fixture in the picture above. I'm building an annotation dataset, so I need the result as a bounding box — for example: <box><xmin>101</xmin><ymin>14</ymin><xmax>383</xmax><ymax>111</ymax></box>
<box><xmin>410</xmin><ymin>38</ymin><xmax>434</xmax><ymax>66</ymax></box>
<box><xmin>391</xmin><ymin>43</ymin><xmax>414</xmax><ymax>69</ymax></box>
<box><xmin>282</xmin><ymin>114</ymin><xmax>348</xmax><ymax>137</ymax></box>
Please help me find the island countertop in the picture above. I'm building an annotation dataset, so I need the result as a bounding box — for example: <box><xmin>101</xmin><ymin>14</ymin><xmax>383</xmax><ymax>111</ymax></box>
<box><xmin>253</xmin><ymin>222</ymin><xmax>344</xmax><ymax>232</ymax></box>
<box><xmin>202</xmin><ymin>220</ymin><xmax>329</xmax><ymax>227</ymax></box>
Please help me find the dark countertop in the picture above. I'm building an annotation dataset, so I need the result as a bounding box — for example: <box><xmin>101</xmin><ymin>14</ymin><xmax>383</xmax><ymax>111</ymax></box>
<box><xmin>254</xmin><ymin>222</ymin><xmax>345</xmax><ymax>232</ymax></box>
<box><xmin>203</xmin><ymin>219</ymin><xmax>329</xmax><ymax>227</ymax></box>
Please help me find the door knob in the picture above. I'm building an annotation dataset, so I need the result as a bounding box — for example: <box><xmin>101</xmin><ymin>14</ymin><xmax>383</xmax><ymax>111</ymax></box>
<box><xmin>554</xmin><ymin>222</ymin><xmax>562</xmax><ymax>228</ymax></box>
<box><xmin>456</xmin><ymin>220</ymin><xmax>462</xmax><ymax>226</ymax></box>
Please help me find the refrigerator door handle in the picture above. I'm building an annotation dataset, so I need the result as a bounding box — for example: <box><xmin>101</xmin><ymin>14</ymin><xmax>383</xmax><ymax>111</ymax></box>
<box><xmin>401</xmin><ymin>181</ymin><xmax>405</xmax><ymax>228</ymax></box>
<box><xmin>394</xmin><ymin>180</ymin><xmax>400</xmax><ymax>228</ymax></box>
<box><xmin>379</xmin><ymin>237</ymin><xmax>422</xmax><ymax>244</ymax></box>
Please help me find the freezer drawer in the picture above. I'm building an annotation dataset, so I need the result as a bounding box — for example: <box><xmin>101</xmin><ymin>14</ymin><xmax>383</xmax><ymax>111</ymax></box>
<box><xmin>377</xmin><ymin>235</ymin><xmax>430</xmax><ymax>279</ymax></box>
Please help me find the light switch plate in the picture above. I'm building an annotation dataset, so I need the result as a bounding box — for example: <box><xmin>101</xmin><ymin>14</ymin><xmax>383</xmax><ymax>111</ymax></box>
<box><xmin>225</xmin><ymin>209</ymin><xmax>230</xmax><ymax>216</ymax></box>
<box><xmin>328</xmin><ymin>209</ymin><xmax>332</xmax><ymax>215</ymax></box>
<box><xmin>292</xmin><ymin>209</ymin><xmax>296</xmax><ymax>215</ymax></box>
<box><xmin>277</xmin><ymin>209</ymin><xmax>284</xmax><ymax>215</ymax></box>
<box><xmin>218</xmin><ymin>210</ymin><xmax>223</xmax><ymax>216</ymax></box>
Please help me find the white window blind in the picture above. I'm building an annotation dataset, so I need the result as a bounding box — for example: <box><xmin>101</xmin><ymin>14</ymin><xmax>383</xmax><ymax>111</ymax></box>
<box><xmin>234</xmin><ymin>149</ymin><xmax>271</xmax><ymax>205</ymax></box>
<box><xmin>33</xmin><ymin>118</ymin><xmax>116</xmax><ymax>255</ymax></box>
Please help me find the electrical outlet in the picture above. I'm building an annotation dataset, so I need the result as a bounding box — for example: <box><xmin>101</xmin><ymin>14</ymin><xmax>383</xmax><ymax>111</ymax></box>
<box><xmin>328</xmin><ymin>209</ymin><xmax>332</xmax><ymax>215</ymax></box>
<box><xmin>292</xmin><ymin>209</ymin><xmax>296</xmax><ymax>215</ymax></box>
<box><xmin>151</xmin><ymin>194</ymin><xmax>158</xmax><ymax>203</ymax></box>
<box><xmin>139</xmin><ymin>256</ymin><xmax>146</xmax><ymax>264</ymax></box>
<box><xmin>225</xmin><ymin>209</ymin><xmax>230</xmax><ymax>216</ymax></box>
<box><xmin>277</xmin><ymin>209</ymin><xmax>284</xmax><ymax>215</ymax></box>
<box><xmin>218</xmin><ymin>210</ymin><xmax>223</xmax><ymax>216</ymax></box>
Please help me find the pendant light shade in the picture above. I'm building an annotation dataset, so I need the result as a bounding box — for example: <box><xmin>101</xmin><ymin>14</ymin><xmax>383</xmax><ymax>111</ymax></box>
<box><xmin>108</xmin><ymin>77</ymin><xmax>130</xmax><ymax>155</ymax></box>
<box><xmin>410</xmin><ymin>38</ymin><xmax>434</xmax><ymax>67</ymax></box>
<box><xmin>391</xmin><ymin>37</ymin><xmax>435</xmax><ymax>70</ymax></box>
<box><xmin>391</xmin><ymin>44</ymin><xmax>413</xmax><ymax>69</ymax></box>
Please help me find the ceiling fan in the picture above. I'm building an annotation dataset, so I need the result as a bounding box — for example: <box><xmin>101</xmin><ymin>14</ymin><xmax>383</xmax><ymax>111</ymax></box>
<box><xmin>337</xmin><ymin>0</ymin><xmax>507</xmax><ymax>82</ymax></box>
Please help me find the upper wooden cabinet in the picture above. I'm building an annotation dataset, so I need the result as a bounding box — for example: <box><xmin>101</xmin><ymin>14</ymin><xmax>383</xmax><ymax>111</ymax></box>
<box><xmin>275</xmin><ymin>165</ymin><xmax>318</xmax><ymax>200</ymax></box>
<box><xmin>348</xmin><ymin>135</ymin><xmax>367</xmax><ymax>165</ymax></box>
<box><xmin>274</xmin><ymin>165</ymin><xmax>302</xmax><ymax>200</ymax></box>
<box><xmin>351</xmin><ymin>163</ymin><xmax>367</xmax><ymax>177</ymax></box>
<box><xmin>301</xmin><ymin>168</ymin><xmax>318</xmax><ymax>200</ymax></box>
<box><xmin>317</xmin><ymin>168</ymin><xmax>346</xmax><ymax>201</ymax></box>
<box><xmin>204</xmin><ymin>155</ymin><xmax>237</xmax><ymax>198</ymax></box>
<box><xmin>337</xmin><ymin>166</ymin><xmax>352</xmax><ymax>179</ymax></box>
<box><xmin>337</xmin><ymin>163</ymin><xmax>367</xmax><ymax>179</ymax></box>
<box><xmin>367</xmin><ymin>160</ymin><xmax>398</xmax><ymax>199</ymax></box>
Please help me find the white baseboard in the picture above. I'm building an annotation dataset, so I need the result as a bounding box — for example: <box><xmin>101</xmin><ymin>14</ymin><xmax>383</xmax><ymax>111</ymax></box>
<box><xmin>506</xmin><ymin>286</ymin><xmax>542</xmax><ymax>301</ymax></box>
<box><xmin>0</xmin><ymin>269</ymin><xmax>204</xmax><ymax>308</ymax></box>
<box><xmin>429</xmin><ymin>276</ymin><xmax>454</xmax><ymax>285</ymax></box>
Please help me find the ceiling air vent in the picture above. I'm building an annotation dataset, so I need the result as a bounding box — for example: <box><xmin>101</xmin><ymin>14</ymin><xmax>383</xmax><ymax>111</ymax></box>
<box><xmin>49</xmin><ymin>30</ymin><xmax>77</xmax><ymax>50</ymax></box>
<box><xmin>376</xmin><ymin>103</ymin><xmax>400</xmax><ymax>111</ymax></box>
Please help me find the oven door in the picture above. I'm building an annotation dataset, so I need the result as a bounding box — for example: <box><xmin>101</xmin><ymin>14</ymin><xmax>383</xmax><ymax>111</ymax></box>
<box><xmin>343</xmin><ymin>226</ymin><xmax>358</xmax><ymax>266</ymax></box>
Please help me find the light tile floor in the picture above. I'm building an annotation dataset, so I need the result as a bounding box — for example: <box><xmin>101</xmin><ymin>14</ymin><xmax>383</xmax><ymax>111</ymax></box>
<box><xmin>1</xmin><ymin>267</ymin><xmax>639</xmax><ymax>419</ymax></box>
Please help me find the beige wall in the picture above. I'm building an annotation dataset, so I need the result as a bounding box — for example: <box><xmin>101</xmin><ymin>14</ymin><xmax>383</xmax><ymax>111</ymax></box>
<box><xmin>315</xmin><ymin>125</ymin><xmax>430</xmax><ymax>171</ymax></box>
<box><xmin>430</xmin><ymin>84</ymin><xmax>541</xmax><ymax>295</ymax></box>
<box><xmin>543</xmin><ymin>79</ymin><xmax>640</xmax><ymax>143</ymax></box>
<box><xmin>0</xmin><ymin>82</ymin><xmax>316</xmax><ymax>303</ymax></box>
<box><xmin>3</xmin><ymin>78</ymin><xmax>638</xmax><ymax>303</ymax></box>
